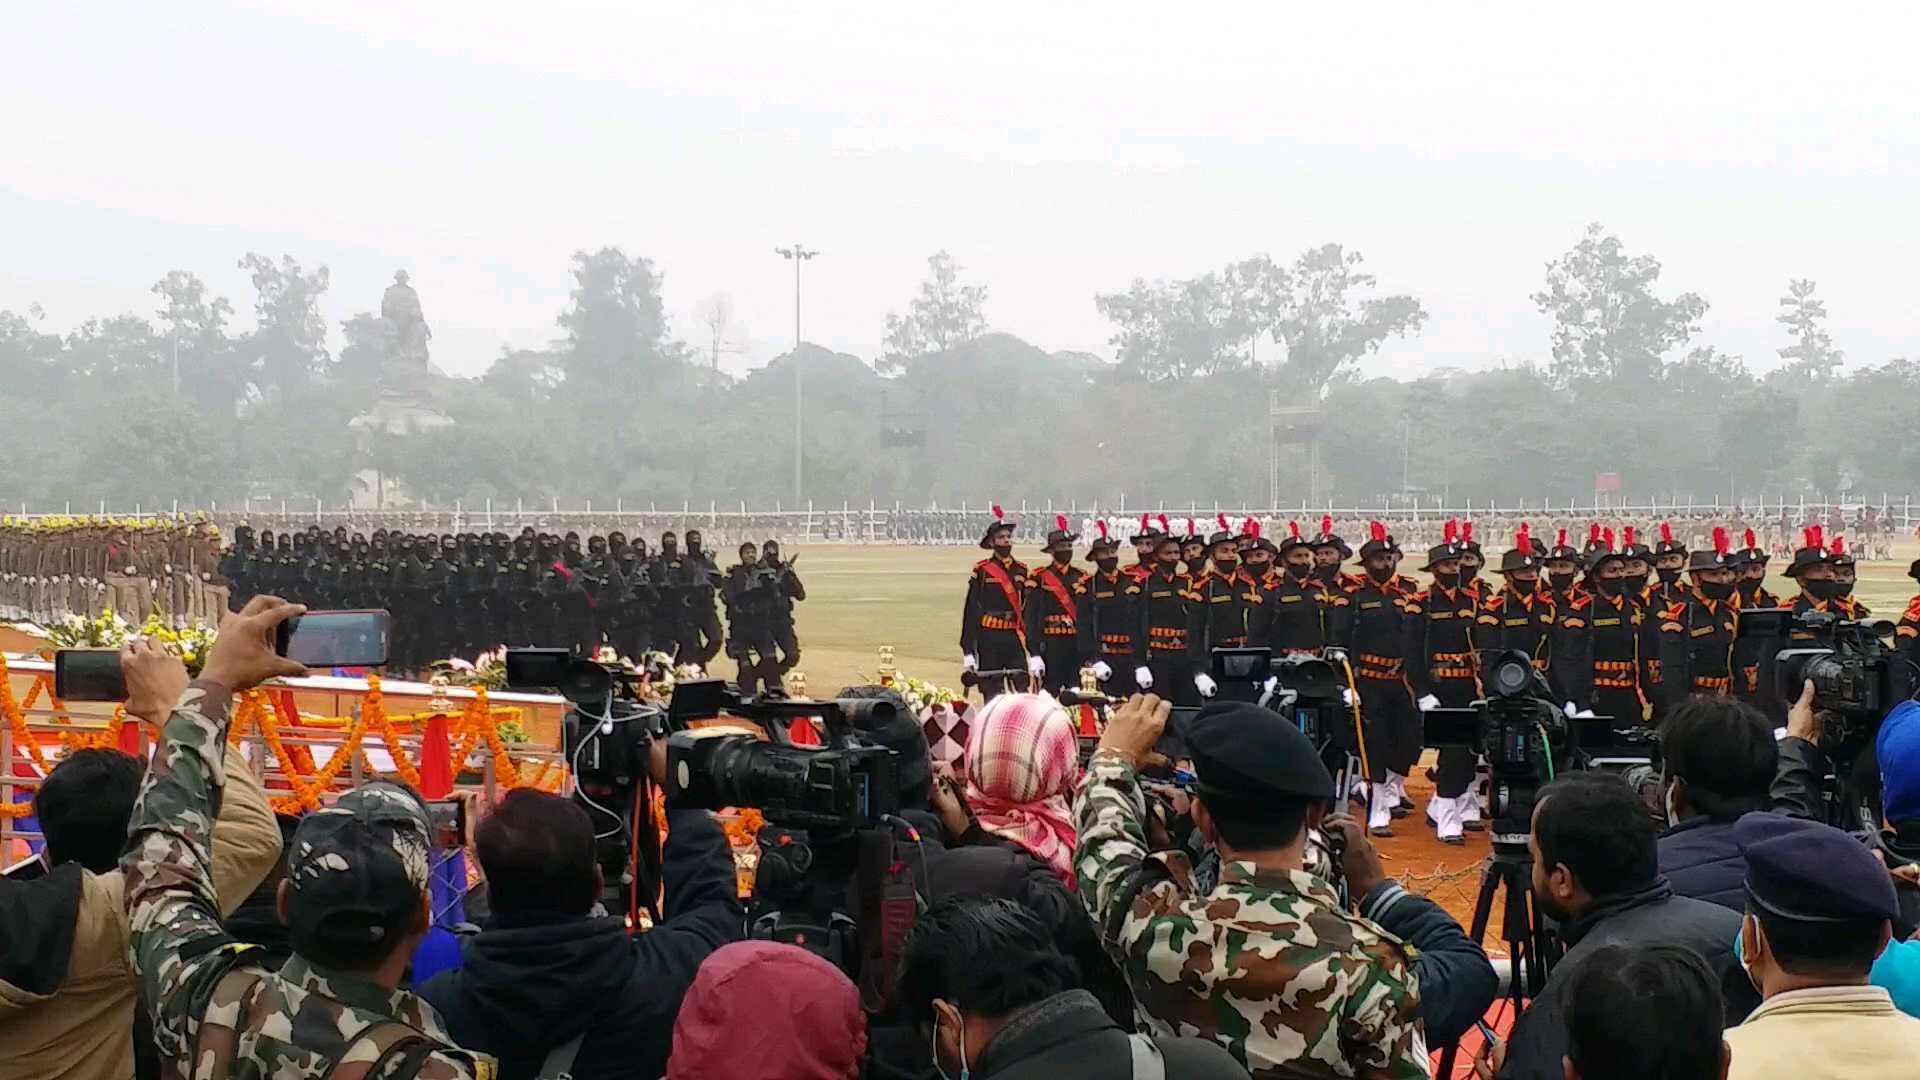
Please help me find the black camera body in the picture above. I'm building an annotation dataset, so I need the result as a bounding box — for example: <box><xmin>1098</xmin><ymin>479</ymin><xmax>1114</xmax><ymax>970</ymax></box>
<box><xmin>1423</xmin><ymin>651</ymin><xmax>1578</xmax><ymax>843</ymax></box>
<box><xmin>1739</xmin><ymin>608</ymin><xmax>1914</xmax><ymax>754</ymax></box>
<box><xmin>1209</xmin><ymin>647</ymin><xmax>1351</xmax><ymax>749</ymax></box>
<box><xmin>664</xmin><ymin>691</ymin><xmax>901</xmax><ymax>835</ymax></box>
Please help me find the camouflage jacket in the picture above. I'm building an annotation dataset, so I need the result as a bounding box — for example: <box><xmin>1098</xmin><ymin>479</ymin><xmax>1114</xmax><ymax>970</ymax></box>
<box><xmin>122</xmin><ymin>681</ymin><xmax>490</xmax><ymax>1079</ymax></box>
<box><xmin>1074</xmin><ymin>750</ymin><xmax>1426</xmax><ymax>1079</ymax></box>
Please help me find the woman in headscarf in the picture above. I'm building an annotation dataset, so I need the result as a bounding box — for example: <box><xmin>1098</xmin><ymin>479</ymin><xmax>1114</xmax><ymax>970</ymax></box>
<box><xmin>666</xmin><ymin>941</ymin><xmax>865</xmax><ymax>1080</ymax></box>
<box><xmin>962</xmin><ymin>692</ymin><xmax>1081</xmax><ymax>888</ymax></box>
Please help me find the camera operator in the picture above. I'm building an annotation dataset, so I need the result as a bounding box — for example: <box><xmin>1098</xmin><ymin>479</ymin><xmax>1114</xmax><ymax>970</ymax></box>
<box><xmin>827</xmin><ymin>687</ymin><xmax>1129</xmax><ymax>1080</ymax></box>
<box><xmin>761</xmin><ymin>539</ymin><xmax>804</xmax><ymax>682</ymax></box>
<box><xmin>420</xmin><ymin>776</ymin><xmax>743</xmax><ymax>1080</ymax></box>
<box><xmin>723</xmin><ymin>541</ymin><xmax>780</xmax><ymax>695</ymax></box>
<box><xmin>1488</xmin><ymin>772</ymin><xmax>1745</xmax><ymax>1080</ymax></box>
<box><xmin>0</xmin><ymin>648</ymin><xmax>283</xmax><ymax>1080</ymax></box>
<box><xmin>1656</xmin><ymin>695</ymin><xmax>1780</xmax><ymax>911</ymax></box>
<box><xmin>1076</xmin><ymin>694</ymin><xmax>1437</xmax><ymax>1077</ymax></box>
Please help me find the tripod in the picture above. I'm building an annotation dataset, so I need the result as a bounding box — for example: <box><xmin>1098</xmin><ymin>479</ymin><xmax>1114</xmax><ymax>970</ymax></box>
<box><xmin>1435</xmin><ymin>837</ymin><xmax>1556</xmax><ymax>1079</ymax></box>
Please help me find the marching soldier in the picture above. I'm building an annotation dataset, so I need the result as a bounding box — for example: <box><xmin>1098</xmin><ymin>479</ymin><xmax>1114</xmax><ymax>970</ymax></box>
<box><xmin>1076</xmin><ymin>522</ymin><xmax>1144</xmax><ymax>696</ymax></box>
<box><xmin>1025</xmin><ymin>516</ymin><xmax>1087</xmax><ymax>695</ymax></box>
<box><xmin>1648</xmin><ymin>521</ymin><xmax>1692</xmax><ymax>611</ymax></box>
<box><xmin>1346</xmin><ymin>522</ymin><xmax>1420</xmax><ymax>836</ymax></box>
<box><xmin>1733</xmin><ymin>527</ymin><xmax>1781</xmax><ymax>610</ymax></box>
<box><xmin>683</xmin><ymin>529</ymin><xmax>725</xmax><ymax>665</ymax></box>
<box><xmin>1125</xmin><ymin>514</ymin><xmax>1160</xmax><ymax>582</ymax></box>
<box><xmin>959</xmin><ymin>506</ymin><xmax>1030</xmax><ymax>699</ymax></box>
<box><xmin>1476</xmin><ymin>524</ymin><xmax>1557</xmax><ymax>678</ymax></box>
<box><xmin>1544</xmin><ymin>527</ymin><xmax>1586</xmax><ymax>610</ymax></box>
<box><xmin>1556</xmin><ymin>528</ymin><xmax>1651</xmax><ymax>727</ymax></box>
<box><xmin>1456</xmin><ymin>520</ymin><xmax>1487</xmax><ymax>603</ymax></box>
<box><xmin>1407</xmin><ymin>520</ymin><xmax>1481</xmax><ymax>844</ymax></box>
<box><xmin>762</xmin><ymin>539</ymin><xmax>805</xmax><ymax>681</ymax></box>
<box><xmin>1786</xmin><ymin>527</ymin><xmax>1871</xmax><ymax>628</ymax></box>
<box><xmin>1137</xmin><ymin>533</ymin><xmax>1199</xmax><ymax>704</ymax></box>
<box><xmin>1255</xmin><ymin>521</ymin><xmax>1346</xmax><ymax>653</ymax></box>
<box><xmin>1619</xmin><ymin>525</ymin><xmax>1654</xmax><ymax>603</ymax></box>
<box><xmin>1187</xmin><ymin>517</ymin><xmax>1261</xmax><ymax>657</ymax></box>
<box><xmin>1653</xmin><ymin>528</ymin><xmax>1741</xmax><ymax>717</ymax></box>
<box><xmin>723</xmin><ymin>541</ymin><xmax>780</xmax><ymax>694</ymax></box>
<box><xmin>1179</xmin><ymin>520</ymin><xmax>1207</xmax><ymax>578</ymax></box>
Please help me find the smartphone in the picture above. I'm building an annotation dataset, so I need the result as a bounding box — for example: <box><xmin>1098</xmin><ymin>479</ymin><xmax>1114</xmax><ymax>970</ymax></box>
<box><xmin>54</xmin><ymin>648</ymin><xmax>127</xmax><ymax>702</ymax></box>
<box><xmin>1475</xmin><ymin>1019</ymin><xmax>1500</xmax><ymax>1047</ymax></box>
<box><xmin>275</xmin><ymin>610</ymin><xmax>392</xmax><ymax>668</ymax></box>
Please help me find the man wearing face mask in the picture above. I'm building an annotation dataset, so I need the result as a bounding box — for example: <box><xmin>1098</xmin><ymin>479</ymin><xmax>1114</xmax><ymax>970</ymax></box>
<box><xmin>1491</xmin><ymin>773</ymin><xmax>1744</xmax><ymax>1080</ymax></box>
<box><xmin>1543</xmin><ymin>527</ymin><xmax>1586</xmax><ymax>610</ymax></box>
<box><xmin>1309</xmin><ymin>514</ymin><xmax>1358</xmax><ymax>590</ymax></box>
<box><xmin>1650</xmin><ymin>522</ymin><xmax>1693</xmax><ymax>611</ymax></box>
<box><xmin>1187</xmin><ymin>517</ymin><xmax>1261</xmax><ymax>672</ymax></box>
<box><xmin>1721</xmin><ymin>815</ymin><xmax>1920</xmax><ymax>1079</ymax></box>
<box><xmin>1787</xmin><ymin>528</ymin><xmax>1871</xmax><ymax>641</ymax></box>
<box><xmin>1179</xmin><ymin>522</ymin><xmax>1207</xmax><ymax>579</ymax></box>
<box><xmin>1476</xmin><ymin>524</ymin><xmax>1558</xmax><ymax>684</ymax></box>
<box><xmin>1652</xmin><ymin>529</ymin><xmax>1743</xmax><ymax>718</ymax></box>
<box><xmin>1555</xmin><ymin>529</ymin><xmax>1651</xmax><ymax>728</ymax></box>
<box><xmin>1075</xmin><ymin>523</ymin><xmax>1143</xmax><ymax>697</ymax></box>
<box><xmin>1347</xmin><ymin>522</ymin><xmax>1420</xmax><ymax>836</ymax></box>
<box><xmin>680</xmin><ymin>529</ymin><xmax>724</xmax><ymax>666</ymax></box>
<box><xmin>1137</xmin><ymin>535</ymin><xmax>1197</xmax><ymax>705</ymax></box>
<box><xmin>1652</xmin><ymin>694</ymin><xmax>1779</xmax><ymax>911</ymax></box>
<box><xmin>1124</xmin><ymin>515</ymin><xmax>1160</xmax><ymax>583</ymax></box>
<box><xmin>1253</xmin><ymin>521</ymin><xmax>1340</xmax><ymax>654</ymax></box>
<box><xmin>1408</xmin><ymin>521</ymin><xmax>1481</xmax><ymax>844</ymax></box>
<box><xmin>960</xmin><ymin>508</ymin><xmax>1030</xmax><ymax>700</ymax></box>
<box><xmin>1729</xmin><ymin>528</ymin><xmax>1783</xmax><ymax>706</ymax></box>
<box><xmin>1619</xmin><ymin>525</ymin><xmax>1655</xmax><ymax>606</ymax></box>
<box><xmin>1456</xmin><ymin>520</ymin><xmax>1488</xmax><ymax>605</ymax></box>
<box><xmin>1023</xmin><ymin>517</ymin><xmax>1087</xmax><ymax>696</ymax></box>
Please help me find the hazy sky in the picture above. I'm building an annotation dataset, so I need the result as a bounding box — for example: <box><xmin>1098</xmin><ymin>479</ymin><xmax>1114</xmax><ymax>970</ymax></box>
<box><xmin>6</xmin><ymin>2</ymin><xmax>1917</xmax><ymax>379</ymax></box>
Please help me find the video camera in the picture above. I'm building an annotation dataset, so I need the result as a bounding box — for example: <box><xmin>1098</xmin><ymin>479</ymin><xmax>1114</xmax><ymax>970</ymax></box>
<box><xmin>1209</xmin><ymin>647</ymin><xmax>1351</xmax><ymax>748</ymax></box>
<box><xmin>1422</xmin><ymin>651</ymin><xmax>1579</xmax><ymax>843</ymax></box>
<box><xmin>662</xmin><ymin>684</ymin><xmax>900</xmax><ymax>835</ymax></box>
<box><xmin>1739</xmin><ymin>608</ymin><xmax>1916</xmax><ymax>755</ymax></box>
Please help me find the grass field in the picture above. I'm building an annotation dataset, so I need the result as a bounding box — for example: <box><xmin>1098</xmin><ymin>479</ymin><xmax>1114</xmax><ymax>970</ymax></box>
<box><xmin>720</xmin><ymin>543</ymin><xmax>1920</xmax><ymax>696</ymax></box>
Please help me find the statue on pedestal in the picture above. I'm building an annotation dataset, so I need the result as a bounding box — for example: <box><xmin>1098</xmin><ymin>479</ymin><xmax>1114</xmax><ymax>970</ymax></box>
<box><xmin>380</xmin><ymin>270</ymin><xmax>433</xmax><ymax>391</ymax></box>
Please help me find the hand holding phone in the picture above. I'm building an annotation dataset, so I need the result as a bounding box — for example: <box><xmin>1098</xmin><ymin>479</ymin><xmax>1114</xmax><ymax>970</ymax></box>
<box><xmin>202</xmin><ymin>597</ymin><xmax>311</xmax><ymax>691</ymax></box>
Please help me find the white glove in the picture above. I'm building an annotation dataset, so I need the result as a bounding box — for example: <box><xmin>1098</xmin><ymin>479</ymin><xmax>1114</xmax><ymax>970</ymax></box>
<box><xmin>1195</xmin><ymin>673</ymin><xmax>1219</xmax><ymax>698</ymax></box>
<box><xmin>962</xmin><ymin>653</ymin><xmax>979</xmax><ymax>673</ymax></box>
<box><xmin>1134</xmin><ymin>666</ymin><xmax>1154</xmax><ymax>690</ymax></box>
<box><xmin>1418</xmin><ymin>694</ymin><xmax>1441</xmax><ymax>712</ymax></box>
<box><xmin>1027</xmin><ymin>655</ymin><xmax>1046</xmax><ymax>677</ymax></box>
<box><xmin>1091</xmin><ymin>661</ymin><xmax>1113</xmax><ymax>681</ymax></box>
<box><xmin>1341</xmin><ymin>686</ymin><xmax>1356</xmax><ymax>707</ymax></box>
<box><xmin>1564</xmin><ymin>702</ymin><xmax>1578</xmax><ymax>718</ymax></box>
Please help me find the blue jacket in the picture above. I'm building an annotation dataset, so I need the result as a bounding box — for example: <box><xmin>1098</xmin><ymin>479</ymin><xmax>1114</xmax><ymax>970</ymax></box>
<box><xmin>1659</xmin><ymin>816</ymin><xmax>1749</xmax><ymax>912</ymax></box>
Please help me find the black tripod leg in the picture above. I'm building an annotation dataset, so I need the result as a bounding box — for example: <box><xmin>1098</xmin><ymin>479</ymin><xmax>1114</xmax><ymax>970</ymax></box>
<box><xmin>1437</xmin><ymin>856</ymin><xmax>1507</xmax><ymax>1078</ymax></box>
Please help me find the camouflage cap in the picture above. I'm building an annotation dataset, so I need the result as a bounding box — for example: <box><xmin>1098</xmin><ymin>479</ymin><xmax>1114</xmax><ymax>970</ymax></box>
<box><xmin>286</xmin><ymin>781</ymin><xmax>434</xmax><ymax>948</ymax></box>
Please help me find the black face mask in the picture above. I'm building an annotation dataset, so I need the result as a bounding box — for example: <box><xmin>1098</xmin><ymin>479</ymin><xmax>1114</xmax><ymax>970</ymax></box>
<box><xmin>1700</xmin><ymin>580</ymin><xmax>1736</xmax><ymax>601</ymax></box>
<box><xmin>1432</xmin><ymin>570</ymin><xmax>1460</xmax><ymax>589</ymax></box>
<box><xmin>1657</xmin><ymin>567</ymin><xmax>1683</xmax><ymax>585</ymax></box>
<box><xmin>993</xmin><ymin>542</ymin><xmax>1014</xmax><ymax>558</ymax></box>
<box><xmin>1366</xmin><ymin>566</ymin><xmax>1395</xmax><ymax>585</ymax></box>
<box><xmin>1807</xmin><ymin>579</ymin><xmax>1851</xmax><ymax>602</ymax></box>
<box><xmin>1312</xmin><ymin>564</ymin><xmax>1338</xmax><ymax>582</ymax></box>
<box><xmin>1214</xmin><ymin>557</ymin><xmax>1239</xmax><ymax>573</ymax></box>
<box><xmin>1548</xmin><ymin>571</ymin><xmax>1576</xmax><ymax>592</ymax></box>
<box><xmin>1459</xmin><ymin>564</ymin><xmax>1480</xmax><ymax>583</ymax></box>
<box><xmin>1510</xmin><ymin>578</ymin><xmax>1537</xmax><ymax>596</ymax></box>
<box><xmin>1598</xmin><ymin>578</ymin><xmax>1628</xmax><ymax>598</ymax></box>
<box><xmin>1096</xmin><ymin>557</ymin><xmax>1119</xmax><ymax>574</ymax></box>
<box><xmin>661</xmin><ymin>541</ymin><xmax>678</xmax><ymax>558</ymax></box>
<box><xmin>1629</xmin><ymin>573</ymin><xmax>1650</xmax><ymax>592</ymax></box>
<box><xmin>1157</xmin><ymin>557</ymin><xmax>1181</xmax><ymax>572</ymax></box>
<box><xmin>1052</xmin><ymin>551</ymin><xmax>1071</xmax><ymax>566</ymax></box>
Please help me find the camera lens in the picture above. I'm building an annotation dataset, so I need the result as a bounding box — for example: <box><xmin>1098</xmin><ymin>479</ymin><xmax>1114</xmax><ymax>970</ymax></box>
<box><xmin>1491</xmin><ymin>656</ymin><xmax>1533</xmax><ymax>697</ymax></box>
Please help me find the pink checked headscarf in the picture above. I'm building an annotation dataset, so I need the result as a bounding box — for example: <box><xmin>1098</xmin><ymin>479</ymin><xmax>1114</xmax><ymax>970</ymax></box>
<box><xmin>963</xmin><ymin>693</ymin><xmax>1080</xmax><ymax>887</ymax></box>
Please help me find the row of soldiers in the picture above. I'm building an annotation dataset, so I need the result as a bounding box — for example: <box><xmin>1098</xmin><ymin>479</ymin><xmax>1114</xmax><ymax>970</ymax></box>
<box><xmin>962</xmin><ymin>509</ymin><xmax>1920</xmax><ymax>842</ymax></box>
<box><xmin>222</xmin><ymin>524</ymin><xmax>804</xmax><ymax>685</ymax></box>
<box><xmin>0</xmin><ymin>516</ymin><xmax>227</xmax><ymax>626</ymax></box>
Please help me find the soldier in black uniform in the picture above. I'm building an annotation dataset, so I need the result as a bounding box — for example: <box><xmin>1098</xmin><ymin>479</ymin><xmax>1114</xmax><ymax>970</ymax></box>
<box><xmin>1475</xmin><ymin>524</ymin><xmax>1557</xmax><ymax>678</ymax></box>
<box><xmin>1310</xmin><ymin>514</ymin><xmax>1357</xmax><ymax>590</ymax></box>
<box><xmin>682</xmin><ymin>529</ymin><xmax>724</xmax><ymax>665</ymax></box>
<box><xmin>1076</xmin><ymin>523</ymin><xmax>1143</xmax><ymax>697</ymax></box>
<box><xmin>761</xmin><ymin>539</ymin><xmax>804</xmax><ymax>682</ymax></box>
<box><xmin>1126</xmin><ymin>514</ymin><xmax>1160</xmax><ymax>582</ymax></box>
<box><xmin>1648</xmin><ymin>521</ymin><xmax>1692</xmax><ymax>612</ymax></box>
<box><xmin>507</xmin><ymin>535</ymin><xmax>541</xmax><ymax>647</ymax></box>
<box><xmin>1456</xmin><ymin>520</ymin><xmax>1486</xmax><ymax>602</ymax></box>
<box><xmin>1620</xmin><ymin>525</ymin><xmax>1655</xmax><ymax>603</ymax></box>
<box><xmin>1137</xmin><ymin>533</ymin><xmax>1197</xmax><ymax>705</ymax></box>
<box><xmin>651</xmin><ymin>532</ymin><xmax>693</xmax><ymax>661</ymax></box>
<box><xmin>959</xmin><ymin>509</ymin><xmax>1029</xmax><ymax>699</ymax></box>
<box><xmin>1254</xmin><ymin>521</ymin><xmax>1345</xmax><ymax>653</ymax></box>
<box><xmin>579</xmin><ymin>534</ymin><xmax>622</xmax><ymax>653</ymax></box>
<box><xmin>1187</xmin><ymin>522</ymin><xmax>1261</xmax><ymax>661</ymax></box>
<box><xmin>1024</xmin><ymin>517</ymin><xmax>1087</xmax><ymax>695</ymax></box>
<box><xmin>1787</xmin><ymin>526</ymin><xmax>1871</xmax><ymax>634</ymax></box>
<box><xmin>1179</xmin><ymin>522</ymin><xmax>1207</xmax><ymax>579</ymax></box>
<box><xmin>1407</xmin><ymin>523</ymin><xmax>1480</xmax><ymax>844</ymax></box>
<box><xmin>1544</xmin><ymin>527</ymin><xmax>1585</xmax><ymax>610</ymax></box>
<box><xmin>723</xmin><ymin>541</ymin><xmax>780</xmax><ymax>695</ymax></box>
<box><xmin>1653</xmin><ymin>528</ymin><xmax>1741</xmax><ymax>719</ymax></box>
<box><xmin>1346</xmin><ymin>522</ymin><xmax>1419</xmax><ymax>836</ymax></box>
<box><xmin>1556</xmin><ymin>529</ymin><xmax>1651</xmax><ymax>730</ymax></box>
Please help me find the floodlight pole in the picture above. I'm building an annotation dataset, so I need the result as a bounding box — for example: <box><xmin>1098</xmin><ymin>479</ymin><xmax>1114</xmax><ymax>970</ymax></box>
<box><xmin>776</xmin><ymin>244</ymin><xmax>819</xmax><ymax>502</ymax></box>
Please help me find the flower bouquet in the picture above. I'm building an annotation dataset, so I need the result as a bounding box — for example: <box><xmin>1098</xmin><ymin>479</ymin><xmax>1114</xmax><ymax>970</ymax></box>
<box><xmin>44</xmin><ymin>608</ymin><xmax>133</xmax><ymax>650</ymax></box>
<box><xmin>138</xmin><ymin>615</ymin><xmax>218</xmax><ymax>677</ymax></box>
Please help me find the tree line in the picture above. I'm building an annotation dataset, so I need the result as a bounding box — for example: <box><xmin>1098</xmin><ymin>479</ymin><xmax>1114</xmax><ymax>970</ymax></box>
<box><xmin>0</xmin><ymin>224</ymin><xmax>1911</xmax><ymax>513</ymax></box>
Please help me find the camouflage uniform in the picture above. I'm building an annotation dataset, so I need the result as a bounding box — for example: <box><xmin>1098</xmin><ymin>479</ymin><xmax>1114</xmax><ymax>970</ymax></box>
<box><xmin>122</xmin><ymin>682</ymin><xmax>491</xmax><ymax>1079</ymax></box>
<box><xmin>1075</xmin><ymin>749</ymin><xmax>1427</xmax><ymax>1078</ymax></box>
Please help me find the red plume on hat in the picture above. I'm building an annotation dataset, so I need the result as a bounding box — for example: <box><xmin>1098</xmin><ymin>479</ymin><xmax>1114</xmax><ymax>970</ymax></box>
<box><xmin>1443</xmin><ymin>519</ymin><xmax>1458</xmax><ymax>545</ymax></box>
<box><xmin>1603</xmin><ymin>527</ymin><xmax>1617</xmax><ymax>552</ymax></box>
<box><xmin>1184</xmin><ymin>518</ymin><xmax>1196</xmax><ymax>538</ymax></box>
<box><xmin>1588</xmin><ymin>522</ymin><xmax>1603</xmax><ymax>545</ymax></box>
<box><xmin>1557</xmin><ymin>527</ymin><xmax>1569</xmax><ymax>549</ymax></box>
<box><xmin>1096</xmin><ymin>520</ymin><xmax>1110</xmax><ymax>542</ymax></box>
<box><xmin>1744</xmin><ymin>527</ymin><xmax>1758</xmax><ymax>550</ymax></box>
<box><xmin>1515</xmin><ymin>522</ymin><xmax>1531</xmax><ymax>552</ymax></box>
<box><xmin>1056</xmin><ymin>514</ymin><xmax>1069</xmax><ymax>533</ymax></box>
<box><xmin>1462</xmin><ymin>521</ymin><xmax>1475</xmax><ymax>544</ymax></box>
<box><xmin>1660</xmin><ymin>522</ymin><xmax>1674</xmax><ymax>545</ymax></box>
<box><xmin>1370</xmin><ymin>520</ymin><xmax>1388</xmax><ymax>543</ymax></box>
<box><xmin>1157</xmin><ymin>514</ymin><xmax>1169</xmax><ymax>535</ymax></box>
<box><xmin>1289</xmin><ymin>520</ymin><xmax>1302</xmax><ymax>539</ymax></box>
<box><xmin>1139</xmin><ymin>513</ymin><xmax>1150</xmax><ymax>532</ymax></box>
<box><xmin>1219</xmin><ymin>513</ymin><xmax>1231</xmax><ymax>533</ymax></box>
<box><xmin>1623</xmin><ymin>525</ymin><xmax>1636</xmax><ymax>549</ymax></box>
<box><xmin>1248</xmin><ymin>520</ymin><xmax>1262</xmax><ymax>539</ymax></box>
<box><xmin>991</xmin><ymin>504</ymin><xmax>1005</xmax><ymax>522</ymax></box>
<box><xmin>1831</xmin><ymin>534</ymin><xmax>1847</xmax><ymax>556</ymax></box>
<box><xmin>1805</xmin><ymin>524</ymin><xmax>1824</xmax><ymax>551</ymax></box>
<box><xmin>1713</xmin><ymin>527</ymin><xmax>1730</xmax><ymax>558</ymax></box>
<box><xmin>1320</xmin><ymin>513</ymin><xmax>1333</xmax><ymax>538</ymax></box>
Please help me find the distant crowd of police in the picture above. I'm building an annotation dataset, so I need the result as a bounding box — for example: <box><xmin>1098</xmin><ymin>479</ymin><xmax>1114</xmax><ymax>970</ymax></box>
<box><xmin>960</xmin><ymin>510</ymin><xmax>1920</xmax><ymax>842</ymax></box>
<box><xmin>221</xmin><ymin>524</ymin><xmax>804</xmax><ymax>688</ymax></box>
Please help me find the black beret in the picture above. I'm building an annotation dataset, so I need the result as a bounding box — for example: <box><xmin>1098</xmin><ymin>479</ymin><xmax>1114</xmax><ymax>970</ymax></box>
<box><xmin>1736</xmin><ymin>814</ymin><xmax>1898</xmax><ymax>923</ymax></box>
<box><xmin>1186</xmin><ymin>701</ymin><xmax>1333</xmax><ymax>802</ymax></box>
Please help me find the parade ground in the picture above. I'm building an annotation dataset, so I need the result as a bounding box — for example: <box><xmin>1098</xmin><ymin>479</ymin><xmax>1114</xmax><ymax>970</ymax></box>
<box><xmin>737</xmin><ymin>540</ymin><xmax>1920</xmax><ymax>934</ymax></box>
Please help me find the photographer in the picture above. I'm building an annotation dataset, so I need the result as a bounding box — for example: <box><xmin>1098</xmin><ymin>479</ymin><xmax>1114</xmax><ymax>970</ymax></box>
<box><xmin>1489</xmin><ymin>772</ymin><xmax>1745</xmax><ymax>1080</ymax></box>
<box><xmin>0</xmin><ymin>656</ymin><xmax>283</xmax><ymax>1080</ymax></box>
<box><xmin>420</xmin><ymin>779</ymin><xmax>744</xmax><ymax>1080</ymax></box>
<box><xmin>1657</xmin><ymin>695</ymin><xmax>1780</xmax><ymax>911</ymax></box>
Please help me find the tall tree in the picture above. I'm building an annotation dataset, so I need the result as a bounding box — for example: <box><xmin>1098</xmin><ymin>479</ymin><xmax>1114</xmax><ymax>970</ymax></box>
<box><xmin>554</xmin><ymin>247</ymin><xmax>684</xmax><ymax>397</ymax></box>
<box><xmin>1532</xmin><ymin>223</ymin><xmax>1707</xmax><ymax>387</ymax></box>
<box><xmin>1775</xmin><ymin>278</ymin><xmax>1843</xmax><ymax>381</ymax></box>
<box><xmin>879</xmin><ymin>251</ymin><xmax>989</xmax><ymax>374</ymax></box>
<box><xmin>334</xmin><ymin>312</ymin><xmax>388</xmax><ymax>390</ymax></box>
<box><xmin>1271</xmin><ymin>244</ymin><xmax>1426</xmax><ymax>395</ymax></box>
<box><xmin>695</xmin><ymin>293</ymin><xmax>745</xmax><ymax>373</ymax></box>
<box><xmin>235</xmin><ymin>253</ymin><xmax>331</xmax><ymax>403</ymax></box>
<box><xmin>1094</xmin><ymin>272</ymin><xmax>1252</xmax><ymax>381</ymax></box>
<box><xmin>152</xmin><ymin>271</ymin><xmax>240</xmax><ymax>411</ymax></box>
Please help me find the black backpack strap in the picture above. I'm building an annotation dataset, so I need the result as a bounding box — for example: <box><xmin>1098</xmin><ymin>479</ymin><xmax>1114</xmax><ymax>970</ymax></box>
<box><xmin>319</xmin><ymin>1021</ymin><xmax>442</xmax><ymax>1080</ymax></box>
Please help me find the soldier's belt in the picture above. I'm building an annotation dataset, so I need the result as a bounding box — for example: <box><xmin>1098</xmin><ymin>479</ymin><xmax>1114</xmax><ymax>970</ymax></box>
<box><xmin>1215</xmin><ymin>636</ymin><xmax>1248</xmax><ymax>648</ymax></box>
<box><xmin>1692</xmin><ymin>675</ymin><xmax>1733</xmax><ymax>693</ymax></box>
<box><xmin>1148</xmin><ymin>626</ymin><xmax>1184</xmax><ymax>640</ymax></box>
<box><xmin>979</xmin><ymin>614</ymin><xmax>1019</xmax><ymax>631</ymax></box>
<box><xmin>1595</xmin><ymin>675</ymin><xmax>1638</xmax><ymax>689</ymax></box>
<box><xmin>1100</xmin><ymin>633</ymin><xmax>1131</xmax><ymax>646</ymax></box>
<box><xmin>1148</xmin><ymin>639</ymin><xmax>1188</xmax><ymax>652</ymax></box>
<box><xmin>1432</xmin><ymin>666</ymin><xmax>1475</xmax><ymax>679</ymax></box>
<box><xmin>1043</xmin><ymin>628</ymin><xmax>1077</xmax><ymax>637</ymax></box>
<box><xmin>1595</xmin><ymin>660</ymin><xmax>1636</xmax><ymax>673</ymax></box>
<box><xmin>1100</xmin><ymin>642</ymin><xmax>1136</xmax><ymax>656</ymax></box>
<box><xmin>1358</xmin><ymin>652</ymin><xmax>1402</xmax><ymax>670</ymax></box>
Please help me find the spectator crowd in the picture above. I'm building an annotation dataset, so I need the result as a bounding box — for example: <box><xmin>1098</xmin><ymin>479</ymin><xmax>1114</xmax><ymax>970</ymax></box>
<box><xmin>8</xmin><ymin>594</ymin><xmax>1920</xmax><ymax>1079</ymax></box>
